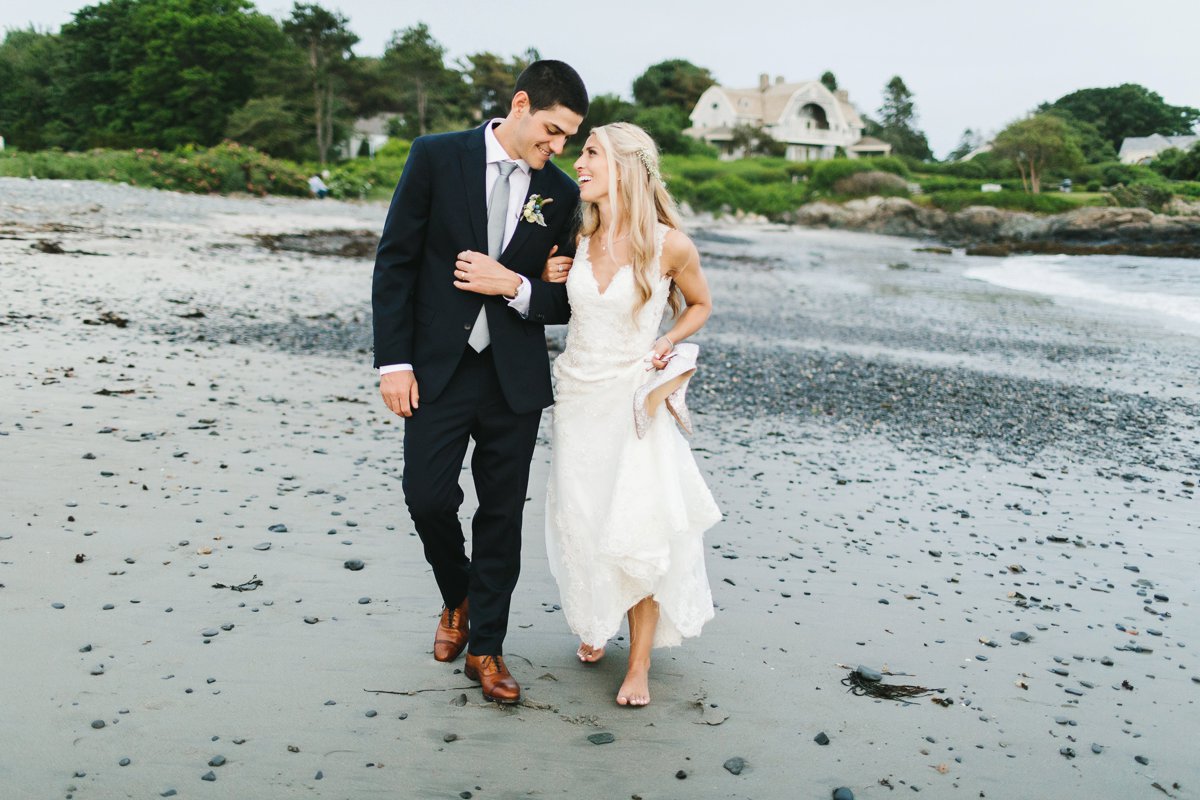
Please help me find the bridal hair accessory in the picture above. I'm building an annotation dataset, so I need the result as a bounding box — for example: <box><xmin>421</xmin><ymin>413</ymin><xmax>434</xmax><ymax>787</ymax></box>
<box><xmin>634</xmin><ymin>342</ymin><xmax>698</xmax><ymax>439</ymax></box>
<box><xmin>522</xmin><ymin>194</ymin><xmax>554</xmax><ymax>227</ymax></box>
<box><xmin>635</xmin><ymin>149</ymin><xmax>662</xmax><ymax>184</ymax></box>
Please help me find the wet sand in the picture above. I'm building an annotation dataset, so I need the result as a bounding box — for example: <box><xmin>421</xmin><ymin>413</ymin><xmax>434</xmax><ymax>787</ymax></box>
<box><xmin>1</xmin><ymin>178</ymin><xmax>1198</xmax><ymax>799</ymax></box>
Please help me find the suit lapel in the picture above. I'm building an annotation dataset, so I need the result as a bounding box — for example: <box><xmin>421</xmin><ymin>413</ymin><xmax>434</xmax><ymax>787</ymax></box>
<box><xmin>459</xmin><ymin>128</ymin><xmax>488</xmax><ymax>252</ymax></box>
<box><xmin>500</xmin><ymin>166</ymin><xmax>552</xmax><ymax>263</ymax></box>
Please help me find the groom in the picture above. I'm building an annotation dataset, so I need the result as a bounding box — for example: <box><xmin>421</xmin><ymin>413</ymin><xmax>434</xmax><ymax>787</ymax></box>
<box><xmin>372</xmin><ymin>61</ymin><xmax>588</xmax><ymax>703</ymax></box>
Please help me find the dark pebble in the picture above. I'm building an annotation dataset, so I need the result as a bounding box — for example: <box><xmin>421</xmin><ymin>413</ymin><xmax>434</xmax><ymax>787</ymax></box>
<box><xmin>201</xmin><ymin>628</ymin><xmax>219</xmax><ymax>637</ymax></box>
<box><xmin>91</xmin><ymin>720</ymin><xmax>105</xmax><ymax>729</ymax></box>
<box><xmin>252</xmin><ymin>543</ymin><xmax>271</xmax><ymax>551</ymax></box>
<box><xmin>208</xmin><ymin>755</ymin><xmax>225</xmax><ymax>767</ymax></box>
<box><xmin>201</xmin><ymin>771</ymin><xmax>216</xmax><ymax>781</ymax></box>
<box><xmin>1010</xmin><ymin>631</ymin><xmax>1031</xmax><ymax>642</ymax></box>
<box><xmin>79</xmin><ymin>644</ymin><xmax>92</xmax><ymax>653</ymax></box>
<box><xmin>443</xmin><ymin>733</ymin><xmax>458</xmax><ymax>743</ymax></box>
<box><xmin>315</xmin><ymin>770</ymin><xmax>323</xmax><ymax>780</ymax></box>
<box><xmin>358</xmin><ymin>597</ymin><xmax>371</xmax><ymax>604</ymax></box>
<box><xmin>1135</xmin><ymin>755</ymin><xmax>1149</xmax><ymax>765</ymax></box>
<box><xmin>1060</xmin><ymin>747</ymin><xmax>1076</xmax><ymax>759</ymax></box>
<box><xmin>268</xmin><ymin>524</ymin><xmax>288</xmax><ymax>533</ymax></box>
<box><xmin>460</xmin><ymin>793</ymin><xmax>472</xmax><ymax>800</ymax></box>
<box><xmin>344</xmin><ymin>559</ymin><xmax>365</xmax><ymax>571</ymax></box>
<box><xmin>52</xmin><ymin>602</ymin><xmax>65</xmax><ymax>609</ymax></box>
<box><xmin>587</xmin><ymin>732</ymin><xmax>615</xmax><ymax>745</ymax></box>
<box><xmin>119</xmin><ymin>758</ymin><xmax>130</xmax><ymax>766</ymax></box>
<box><xmin>365</xmin><ymin>710</ymin><xmax>377</xmax><ymax>718</ymax></box>
<box><xmin>675</xmin><ymin>770</ymin><xmax>687</xmax><ymax>779</ymax></box>
<box><xmin>304</xmin><ymin>616</ymin><xmax>318</xmax><ymax>624</ymax></box>
<box><xmin>815</xmin><ymin>732</ymin><xmax>830</xmax><ymax>745</ymax></box>
<box><xmin>927</xmin><ymin>550</ymin><xmax>942</xmax><ymax>558</ymax></box>
<box><xmin>833</xmin><ymin>789</ymin><xmax>854</xmax><ymax>800</ymax></box>
<box><xmin>161</xmin><ymin>791</ymin><xmax>177</xmax><ymax>798</ymax></box>
<box><xmin>723</xmin><ymin>757</ymin><xmax>747</xmax><ymax>775</ymax></box>
<box><xmin>1092</xmin><ymin>743</ymin><xmax>1104</xmax><ymax>754</ymax></box>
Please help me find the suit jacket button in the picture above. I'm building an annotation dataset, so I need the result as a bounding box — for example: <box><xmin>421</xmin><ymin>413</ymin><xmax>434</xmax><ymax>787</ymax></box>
<box><xmin>463</xmin><ymin>323</ymin><xmax>472</xmax><ymax>330</ymax></box>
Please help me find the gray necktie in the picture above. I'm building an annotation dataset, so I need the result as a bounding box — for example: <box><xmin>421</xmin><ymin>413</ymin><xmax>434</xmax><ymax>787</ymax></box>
<box><xmin>468</xmin><ymin>160</ymin><xmax>518</xmax><ymax>352</ymax></box>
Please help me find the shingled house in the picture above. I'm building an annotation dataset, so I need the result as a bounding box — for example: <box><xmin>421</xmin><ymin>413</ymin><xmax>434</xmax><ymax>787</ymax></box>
<box><xmin>685</xmin><ymin>74</ymin><xmax>889</xmax><ymax>161</ymax></box>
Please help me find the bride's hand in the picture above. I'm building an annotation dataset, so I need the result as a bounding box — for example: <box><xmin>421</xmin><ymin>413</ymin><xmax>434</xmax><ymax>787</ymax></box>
<box><xmin>543</xmin><ymin>244</ymin><xmax>573</xmax><ymax>283</ymax></box>
<box><xmin>649</xmin><ymin>335</ymin><xmax>674</xmax><ymax>370</ymax></box>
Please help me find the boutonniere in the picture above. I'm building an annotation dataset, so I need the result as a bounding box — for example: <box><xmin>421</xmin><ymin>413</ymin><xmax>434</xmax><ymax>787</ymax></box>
<box><xmin>521</xmin><ymin>194</ymin><xmax>554</xmax><ymax>227</ymax></box>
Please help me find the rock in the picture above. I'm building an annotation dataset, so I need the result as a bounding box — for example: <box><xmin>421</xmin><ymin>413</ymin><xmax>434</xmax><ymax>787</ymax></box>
<box><xmin>1010</xmin><ymin>631</ymin><xmax>1031</xmax><ymax>642</ymax></box>
<box><xmin>252</xmin><ymin>542</ymin><xmax>271</xmax><ymax>551</ymax></box>
<box><xmin>1092</xmin><ymin>743</ymin><xmax>1104</xmax><ymax>754</ymax></box>
<box><xmin>208</xmin><ymin>755</ymin><xmax>225</xmax><ymax>767</ymax></box>
<box><xmin>815</xmin><ymin>732</ymin><xmax>830</xmax><ymax>745</ymax></box>
<box><xmin>201</xmin><ymin>771</ymin><xmax>216</xmax><ymax>781</ymax></box>
<box><xmin>1135</xmin><ymin>755</ymin><xmax>1149</xmax><ymax>765</ymax></box>
<box><xmin>315</xmin><ymin>770</ymin><xmax>323</xmax><ymax>780</ymax></box>
<box><xmin>855</xmin><ymin>665</ymin><xmax>882</xmax><ymax>682</ymax></box>
<box><xmin>723</xmin><ymin>757</ymin><xmax>747</xmax><ymax>775</ymax></box>
<box><xmin>832</xmin><ymin>788</ymin><xmax>854</xmax><ymax>800</ymax></box>
<box><xmin>587</xmin><ymin>732</ymin><xmax>615</xmax><ymax>745</ymax></box>
<box><xmin>675</xmin><ymin>770</ymin><xmax>687</xmax><ymax>780</ymax></box>
<box><xmin>161</xmin><ymin>791</ymin><xmax>177</xmax><ymax>798</ymax></box>
<box><xmin>268</xmin><ymin>524</ymin><xmax>288</xmax><ymax>533</ymax></box>
<box><xmin>201</xmin><ymin>628</ymin><xmax>219</xmax><ymax>637</ymax></box>
<box><xmin>1060</xmin><ymin>747</ymin><xmax>1076</xmax><ymax>759</ymax></box>
<box><xmin>119</xmin><ymin>758</ymin><xmax>130</xmax><ymax>766</ymax></box>
<box><xmin>303</xmin><ymin>616</ymin><xmax>318</xmax><ymax>624</ymax></box>
<box><xmin>344</xmin><ymin>559</ymin><xmax>365</xmax><ymax>571</ymax></box>
<box><xmin>91</xmin><ymin>720</ymin><xmax>105</xmax><ymax>729</ymax></box>
<box><xmin>443</xmin><ymin>733</ymin><xmax>458</xmax><ymax>743</ymax></box>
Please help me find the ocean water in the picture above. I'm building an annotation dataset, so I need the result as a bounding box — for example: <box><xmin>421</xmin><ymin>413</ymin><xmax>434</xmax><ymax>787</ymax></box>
<box><xmin>964</xmin><ymin>253</ymin><xmax>1200</xmax><ymax>334</ymax></box>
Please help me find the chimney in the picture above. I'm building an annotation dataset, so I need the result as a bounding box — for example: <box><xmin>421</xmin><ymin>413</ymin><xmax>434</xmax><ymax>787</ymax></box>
<box><xmin>775</xmin><ymin>75</ymin><xmax>785</xmax><ymax>85</ymax></box>
<box><xmin>759</xmin><ymin>73</ymin><xmax>769</xmax><ymax>91</ymax></box>
<box><xmin>835</xmin><ymin>89</ymin><xmax>849</xmax><ymax>102</ymax></box>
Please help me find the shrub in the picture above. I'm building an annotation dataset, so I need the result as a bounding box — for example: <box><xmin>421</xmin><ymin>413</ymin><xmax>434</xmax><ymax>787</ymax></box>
<box><xmin>1108</xmin><ymin>183</ymin><xmax>1173</xmax><ymax>211</ymax></box>
<box><xmin>928</xmin><ymin>190</ymin><xmax>1078</xmax><ymax>214</ymax></box>
<box><xmin>808</xmin><ymin>156</ymin><xmax>908</xmax><ymax>192</ymax></box>
<box><xmin>832</xmin><ymin>170</ymin><xmax>909</xmax><ymax>198</ymax></box>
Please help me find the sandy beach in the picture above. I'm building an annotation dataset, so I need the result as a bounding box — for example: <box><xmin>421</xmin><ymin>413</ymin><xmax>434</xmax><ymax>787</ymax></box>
<box><xmin>1</xmin><ymin>177</ymin><xmax>1198</xmax><ymax>799</ymax></box>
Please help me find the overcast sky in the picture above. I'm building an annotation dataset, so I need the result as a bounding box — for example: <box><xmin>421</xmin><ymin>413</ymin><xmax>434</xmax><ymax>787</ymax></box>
<box><xmin>7</xmin><ymin>0</ymin><xmax>1200</xmax><ymax>157</ymax></box>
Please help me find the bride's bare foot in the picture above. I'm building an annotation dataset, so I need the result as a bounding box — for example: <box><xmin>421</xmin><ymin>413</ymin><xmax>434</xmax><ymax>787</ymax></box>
<box><xmin>616</xmin><ymin>661</ymin><xmax>651</xmax><ymax>706</ymax></box>
<box><xmin>577</xmin><ymin>642</ymin><xmax>605</xmax><ymax>663</ymax></box>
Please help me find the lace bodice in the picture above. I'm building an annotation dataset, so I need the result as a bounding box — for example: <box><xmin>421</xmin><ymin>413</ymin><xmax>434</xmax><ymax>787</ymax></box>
<box><xmin>554</xmin><ymin>224</ymin><xmax>672</xmax><ymax>381</ymax></box>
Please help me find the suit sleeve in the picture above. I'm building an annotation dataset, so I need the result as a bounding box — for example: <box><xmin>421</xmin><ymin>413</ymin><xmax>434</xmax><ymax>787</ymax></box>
<box><xmin>525</xmin><ymin>193</ymin><xmax>576</xmax><ymax>326</ymax></box>
<box><xmin>371</xmin><ymin>138</ymin><xmax>432</xmax><ymax>368</ymax></box>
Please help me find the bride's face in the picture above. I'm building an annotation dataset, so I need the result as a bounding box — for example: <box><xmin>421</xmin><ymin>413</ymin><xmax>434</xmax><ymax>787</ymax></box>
<box><xmin>574</xmin><ymin>135</ymin><xmax>609</xmax><ymax>202</ymax></box>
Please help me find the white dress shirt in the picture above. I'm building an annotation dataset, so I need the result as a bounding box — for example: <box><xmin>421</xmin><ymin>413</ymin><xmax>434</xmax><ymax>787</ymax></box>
<box><xmin>379</xmin><ymin>120</ymin><xmax>535</xmax><ymax>376</ymax></box>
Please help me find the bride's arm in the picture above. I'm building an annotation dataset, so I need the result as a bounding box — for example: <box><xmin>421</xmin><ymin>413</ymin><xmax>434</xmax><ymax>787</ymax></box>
<box><xmin>651</xmin><ymin>230</ymin><xmax>712</xmax><ymax>368</ymax></box>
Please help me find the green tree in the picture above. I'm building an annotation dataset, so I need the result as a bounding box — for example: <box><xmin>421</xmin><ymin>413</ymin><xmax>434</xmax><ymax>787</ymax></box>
<box><xmin>729</xmin><ymin>124</ymin><xmax>786</xmax><ymax>158</ymax></box>
<box><xmin>947</xmin><ymin>128</ymin><xmax>984</xmax><ymax>161</ymax></box>
<box><xmin>460</xmin><ymin>48</ymin><xmax>538</xmax><ymax>121</ymax></box>
<box><xmin>225</xmin><ymin>96</ymin><xmax>304</xmax><ymax>158</ymax></box>
<box><xmin>1150</xmin><ymin>143</ymin><xmax>1200</xmax><ymax>182</ymax></box>
<box><xmin>576</xmin><ymin>93</ymin><xmax>636</xmax><ymax>144</ymax></box>
<box><xmin>819</xmin><ymin>71</ymin><xmax>838</xmax><ymax>93</ymax></box>
<box><xmin>632</xmin><ymin>59</ymin><xmax>716</xmax><ymax>111</ymax></box>
<box><xmin>991</xmin><ymin>114</ymin><xmax>1084</xmax><ymax>193</ymax></box>
<box><xmin>630</xmin><ymin>105</ymin><xmax>704</xmax><ymax>155</ymax></box>
<box><xmin>382</xmin><ymin>23</ymin><xmax>468</xmax><ymax>138</ymax></box>
<box><xmin>60</xmin><ymin>0</ymin><xmax>286</xmax><ymax>149</ymax></box>
<box><xmin>283</xmin><ymin>2</ymin><xmax>359</xmax><ymax>164</ymax></box>
<box><xmin>0</xmin><ymin>28</ymin><xmax>68</xmax><ymax>150</ymax></box>
<box><xmin>1042</xmin><ymin>84</ymin><xmax>1200</xmax><ymax>152</ymax></box>
<box><xmin>870</xmin><ymin>75</ymin><xmax>933</xmax><ymax>161</ymax></box>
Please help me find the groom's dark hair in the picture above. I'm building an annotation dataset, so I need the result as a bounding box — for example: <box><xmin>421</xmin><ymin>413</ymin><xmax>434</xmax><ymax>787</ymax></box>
<box><xmin>515</xmin><ymin>60</ymin><xmax>589</xmax><ymax>118</ymax></box>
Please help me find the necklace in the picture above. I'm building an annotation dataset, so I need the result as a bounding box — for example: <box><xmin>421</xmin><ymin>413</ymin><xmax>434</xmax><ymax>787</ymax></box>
<box><xmin>596</xmin><ymin>232</ymin><xmax>629</xmax><ymax>253</ymax></box>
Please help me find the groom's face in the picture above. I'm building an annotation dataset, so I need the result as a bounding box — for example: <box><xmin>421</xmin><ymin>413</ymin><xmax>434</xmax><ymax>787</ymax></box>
<box><xmin>513</xmin><ymin>93</ymin><xmax>583</xmax><ymax>169</ymax></box>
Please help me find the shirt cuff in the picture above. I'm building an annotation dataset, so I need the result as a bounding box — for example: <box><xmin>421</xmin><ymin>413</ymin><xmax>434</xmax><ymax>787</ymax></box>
<box><xmin>379</xmin><ymin>364</ymin><xmax>413</xmax><ymax>375</ymax></box>
<box><xmin>506</xmin><ymin>275</ymin><xmax>532</xmax><ymax>317</ymax></box>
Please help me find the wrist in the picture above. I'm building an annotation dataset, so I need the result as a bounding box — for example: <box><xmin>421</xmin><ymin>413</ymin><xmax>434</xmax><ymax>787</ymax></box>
<box><xmin>504</xmin><ymin>273</ymin><xmax>522</xmax><ymax>299</ymax></box>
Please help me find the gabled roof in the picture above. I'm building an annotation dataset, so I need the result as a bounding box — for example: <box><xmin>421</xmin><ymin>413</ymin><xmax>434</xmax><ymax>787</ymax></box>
<box><xmin>709</xmin><ymin>81</ymin><xmax>862</xmax><ymax>128</ymax></box>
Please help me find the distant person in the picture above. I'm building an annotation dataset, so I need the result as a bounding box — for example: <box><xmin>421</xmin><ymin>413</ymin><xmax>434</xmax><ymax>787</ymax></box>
<box><xmin>372</xmin><ymin>61</ymin><xmax>587</xmax><ymax>704</ymax></box>
<box><xmin>530</xmin><ymin>122</ymin><xmax>719</xmax><ymax>706</ymax></box>
<box><xmin>308</xmin><ymin>174</ymin><xmax>329</xmax><ymax>199</ymax></box>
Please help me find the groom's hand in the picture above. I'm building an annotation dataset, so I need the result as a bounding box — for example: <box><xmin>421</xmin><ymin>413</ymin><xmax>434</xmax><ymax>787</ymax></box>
<box><xmin>381</xmin><ymin>370</ymin><xmax>419</xmax><ymax>417</ymax></box>
<box><xmin>454</xmin><ymin>251</ymin><xmax>523</xmax><ymax>297</ymax></box>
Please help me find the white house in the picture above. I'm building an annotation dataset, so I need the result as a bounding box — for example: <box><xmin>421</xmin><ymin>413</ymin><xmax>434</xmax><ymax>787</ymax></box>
<box><xmin>685</xmin><ymin>75</ymin><xmax>889</xmax><ymax>161</ymax></box>
<box><xmin>1118</xmin><ymin>134</ymin><xmax>1199</xmax><ymax>165</ymax></box>
<box><xmin>339</xmin><ymin>114</ymin><xmax>397</xmax><ymax>159</ymax></box>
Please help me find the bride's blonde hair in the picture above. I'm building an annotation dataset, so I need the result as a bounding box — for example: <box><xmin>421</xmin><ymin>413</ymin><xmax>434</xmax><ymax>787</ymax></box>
<box><xmin>579</xmin><ymin>122</ymin><xmax>684</xmax><ymax>319</ymax></box>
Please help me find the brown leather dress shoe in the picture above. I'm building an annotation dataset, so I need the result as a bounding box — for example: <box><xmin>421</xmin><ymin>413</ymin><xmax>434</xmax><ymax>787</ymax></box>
<box><xmin>433</xmin><ymin>599</ymin><xmax>469</xmax><ymax>663</ymax></box>
<box><xmin>463</xmin><ymin>653</ymin><xmax>521</xmax><ymax>704</ymax></box>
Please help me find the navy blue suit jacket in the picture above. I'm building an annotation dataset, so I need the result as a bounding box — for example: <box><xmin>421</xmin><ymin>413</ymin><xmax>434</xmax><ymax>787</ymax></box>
<box><xmin>372</xmin><ymin>125</ymin><xmax>578</xmax><ymax>413</ymax></box>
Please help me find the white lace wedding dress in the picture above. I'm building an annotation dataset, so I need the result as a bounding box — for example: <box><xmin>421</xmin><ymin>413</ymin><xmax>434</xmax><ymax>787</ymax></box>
<box><xmin>545</xmin><ymin>224</ymin><xmax>721</xmax><ymax>649</ymax></box>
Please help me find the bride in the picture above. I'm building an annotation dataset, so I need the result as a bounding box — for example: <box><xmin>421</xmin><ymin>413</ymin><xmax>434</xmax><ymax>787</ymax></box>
<box><xmin>542</xmin><ymin>122</ymin><xmax>721</xmax><ymax>706</ymax></box>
